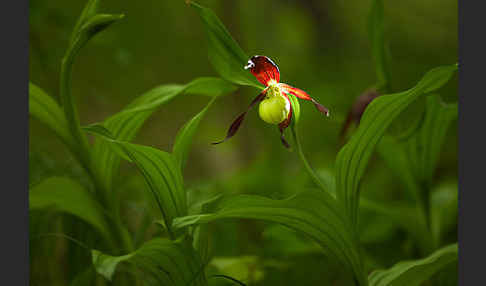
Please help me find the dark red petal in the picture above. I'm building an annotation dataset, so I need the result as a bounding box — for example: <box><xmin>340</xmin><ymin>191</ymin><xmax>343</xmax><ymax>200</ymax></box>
<box><xmin>277</xmin><ymin>93</ymin><xmax>292</xmax><ymax>148</ymax></box>
<box><xmin>279</xmin><ymin>83</ymin><xmax>330</xmax><ymax>117</ymax></box>
<box><xmin>212</xmin><ymin>89</ymin><xmax>267</xmax><ymax>145</ymax></box>
<box><xmin>278</xmin><ymin>125</ymin><xmax>291</xmax><ymax>149</ymax></box>
<box><xmin>278</xmin><ymin>83</ymin><xmax>311</xmax><ymax>100</ymax></box>
<box><xmin>244</xmin><ymin>55</ymin><xmax>280</xmax><ymax>86</ymax></box>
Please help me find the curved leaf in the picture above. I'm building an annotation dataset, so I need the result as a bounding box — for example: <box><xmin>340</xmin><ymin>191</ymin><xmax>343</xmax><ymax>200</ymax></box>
<box><xmin>60</xmin><ymin>6</ymin><xmax>124</xmax><ymax>171</ymax></box>
<box><xmin>90</xmin><ymin>78</ymin><xmax>235</xmax><ymax>192</ymax></box>
<box><xmin>407</xmin><ymin>95</ymin><xmax>457</xmax><ymax>186</ymax></box>
<box><xmin>173</xmin><ymin>97</ymin><xmax>216</xmax><ymax>171</ymax></box>
<box><xmin>69</xmin><ymin>0</ymin><xmax>100</xmax><ymax>45</ymax></box>
<box><xmin>335</xmin><ymin>64</ymin><xmax>457</xmax><ymax>226</ymax></box>
<box><xmin>92</xmin><ymin>237</ymin><xmax>207</xmax><ymax>285</ymax></box>
<box><xmin>376</xmin><ymin>135</ymin><xmax>421</xmax><ymax>202</ymax></box>
<box><xmin>368</xmin><ymin>244</ymin><xmax>458</xmax><ymax>286</ymax></box>
<box><xmin>29</xmin><ymin>82</ymin><xmax>75</xmax><ymax>150</ymax></box>
<box><xmin>190</xmin><ymin>2</ymin><xmax>262</xmax><ymax>89</ymax></box>
<box><xmin>29</xmin><ymin>177</ymin><xmax>113</xmax><ymax>244</ymax></box>
<box><xmin>173</xmin><ymin>190</ymin><xmax>367</xmax><ymax>286</ymax></box>
<box><xmin>86</xmin><ymin>126</ymin><xmax>186</xmax><ymax>238</ymax></box>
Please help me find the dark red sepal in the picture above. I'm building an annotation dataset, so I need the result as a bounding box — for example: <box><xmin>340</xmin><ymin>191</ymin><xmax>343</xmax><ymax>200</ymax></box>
<box><xmin>212</xmin><ymin>89</ymin><xmax>267</xmax><ymax>145</ymax></box>
<box><xmin>244</xmin><ymin>55</ymin><xmax>280</xmax><ymax>86</ymax></box>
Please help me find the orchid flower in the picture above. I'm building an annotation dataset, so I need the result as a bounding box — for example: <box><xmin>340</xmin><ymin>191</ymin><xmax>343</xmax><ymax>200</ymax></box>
<box><xmin>213</xmin><ymin>55</ymin><xmax>330</xmax><ymax>148</ymax></box>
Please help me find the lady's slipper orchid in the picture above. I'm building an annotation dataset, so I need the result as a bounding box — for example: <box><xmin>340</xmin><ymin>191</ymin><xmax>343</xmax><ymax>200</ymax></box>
<box><xmin>213</xmin><ymin>55</ymin><xmax>330</xmax><ymax>148</ymax></box>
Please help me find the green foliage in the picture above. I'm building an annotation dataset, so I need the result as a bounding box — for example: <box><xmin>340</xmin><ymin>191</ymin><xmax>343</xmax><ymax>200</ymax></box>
<box><xmin>407</xmin><ymin>95</ymin><xmax>458</xmax><ymax>186</ymax></box>
<box><xmin>368</xmin><ymin>244</ymin><xmax>458</xmax><ymax>286</ymax></box>
<box><xmin>335</xmin><ymin>64</ymin><xmax>457</xmax><ymax>226</ymax></box>
<box><xmin>90</xmin><ymin>78</ymin><xmax>235</xmax><ymax>192</ymax></box>
<box><xmin>29</xmin><ymin>83</ymin><xmax>75</xmax><ymax>150</ymax></box>
<box><xmin>29</xmin><ymin>0</ymin><xmax>458</xmax><ymax>285</ymax></box>
<box><xmin>189</xmin><ymin>2</ymin><xmax>262</xmax><ymax>89</ymax></box>
<box><xmin>173</xmin><ymin>190</ymin><xmax>367</xmax><ymax>286</ymax></box>
<box><xmin>172</xmin><ymin>98</ymin><xmax>217</xmax><ymax>171</ymax></box>
<box><xmin>86</xmin><ymin>126</ymin><xmax>187</xmax><ymax>238</ymax></box>
<box><xmin>29</xmin><ymin>177</ymin><xmax>113</xmax><ymax>244</ymax></box>
<box><xmin>368</xmin><ymin>0</ymin><xmax>390</xmax><ymax>92</ymax></box>
<box><xmin>92</xmin><ymin>237</ymin><xmax>207</xmax><ymax>285</ymax></box>
<box><xmin>60</xmin><ymin>2</ymin><xmax>124</xmax><ymax>171</ymax></box>
<box><xmin>376</xmin><ymin>135</ymin><xmax>421</xmax><ymax>201</ymax></box>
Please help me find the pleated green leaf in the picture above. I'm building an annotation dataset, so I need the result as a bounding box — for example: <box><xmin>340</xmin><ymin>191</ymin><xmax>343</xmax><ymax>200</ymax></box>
<box><xmin>173</xmin><ymin>190</ymin><xmax>367</xmax><ymax>286</ymax></box>
<box><xmin>90</xmin><ymin>77</ymin><xmax>235</xmax><ymax>192</ymax></box>
<box><xmin>92</xmin><ymin>237</ymin><xmax>207</xmax><ymax>285</ymax></box>
<box><xmin>86</xmin><ymin>126</ymin><xmax>186</xmax><ymax>237</ymax></box>
<box><xmin>407</xmin><ymin>95</ymin><xmax>457</xmax><ymax>186</ymax></box>
<box><xmin>29</xmin><ymin>177</ymin><xmax>113</xmax><ymax>244</ymax></box>
<box><xmin>335</xmin><ymin>64</ymin><xmax>457</xmax><ymax>226</ymax></box>
<box><xmin>368</xmin><ymin>244</ymin><xmax>458</xmax><ymax>286</ymax></box>
<box><xmin>376</xmin><ymin>135</ymin><xmax>421</xmax><ymax>202</ymax></box>
<box><xmin>29</xmin><ymin>82</ymin><xmax>75</xmax><ymax>150</ymax></box>
<box><xmin>173</xmin><ymin>97</ymin><xmax>216</xmax><ymax>171</ymax></box>
<box><xmin>190</xmin><ymin>2</ymin><xmax>262</xmax><ymax>89</ymax></box>
<box><xmin>60</xmin><ymin>2</ymin><xmax>124</xmax><ymax>170</ymax></box>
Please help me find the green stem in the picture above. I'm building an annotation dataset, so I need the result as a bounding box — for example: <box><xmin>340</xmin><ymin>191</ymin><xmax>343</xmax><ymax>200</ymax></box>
<box><xmin>290</xmin><ymin>125</ymin><xmax>328</xmax><ymax>192</ymax></box>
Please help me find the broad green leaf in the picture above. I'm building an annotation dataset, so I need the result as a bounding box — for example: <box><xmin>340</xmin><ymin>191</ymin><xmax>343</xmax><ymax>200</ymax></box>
<box><xmin>184</xmin><ymin>77</ymin><xmax>238</xmax><ymax>97</ymax></box>
<box><xmin>173</xmin><ymin>190</ymin><xmax>367</xmax><ymax>286</ymax></box>
<box><xmin>368</xmin><ymin>0</ymin><xmax>390</xmax><ymax>92</ymax></box>
<box><xmin>173</xmin><ymin>97</ymin><xmax>216</xmax><ymax>170</ymax></box>
<box><xmin>60</xmin><ymin>8</ymin><xmax>124</xmax><ymax>171</ymax></box>
<box><xmin>407</xmin><ymin>95</ymin><xmax>457</xmax><ymax>186</ymax></box>
<box><xmin>90</xmin><ymin>78</ymin><xmax>235</xmax><ymax>192</ymax></box>
<box><xmin>190</xmin><ymin>2</ymin><xmax>262</xmax><ymax>89</ymax></box>
<box><xmin>86</xmin><ymin>127</ymin><xmax>186</xmax><ymax>237</ymax></box>
<box><xmin>29</xmin><ymin>177</ymin><xmax>113</xmax><ymax>244</ymax></box>
<box><xmin>368</xmin><ymin>244</ymin><xmax>458</xmax><ymax>286</ymax></box>
<box><xmin>29</xmin><ymin>82</ymin><xmax>76</xmax><ymax>150</ymax></box>
<box><xmin>376</xmin><ymin>135</ymin><xmax>421</xmax><ymax>202</ymax></box>
<box><xmin>335</xmin><ymin>64</ymin><xmax>457</xmax><ymax>226</ymax></box>
<box><xmin>92</xmin><ymin>237</ymin><xmax>207</xmax><ymax>285</ymax></box>
<box><xmin>359</xmin><ymin>197</ymin><xmax>432</xmax><ymax>254</ymax></box>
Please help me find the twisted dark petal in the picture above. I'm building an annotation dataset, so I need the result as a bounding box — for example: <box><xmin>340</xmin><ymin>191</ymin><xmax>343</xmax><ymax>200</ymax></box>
<box><xmin>279</xmin><ymin>83</ymin><xmax>330</xmax><ymax>117</ymax></box>
<box><xmin>212</xmin><ymin>90</ymin><xmax>267</xmax><ymax>145</ymax></box>
<box><xmin>246</xmin><ymin>55</ymin><xmax>280</xmax><ymax>86</ymax></box>
<box><xmin>277</xmin><ymin>94</ymin><xmax>293</xmax><ymax>148</ymax></box>
<box><xmin>311</xmin><ymin>98</ymin><xmax>330</xmax><ymax>117</ymax></box>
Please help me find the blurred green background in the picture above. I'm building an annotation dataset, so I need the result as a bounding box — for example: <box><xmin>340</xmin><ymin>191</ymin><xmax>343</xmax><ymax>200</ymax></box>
<box><xmin>29</xmin><ymin>0</ymin><xmax>458</xmax><ymax>285</ymax></box>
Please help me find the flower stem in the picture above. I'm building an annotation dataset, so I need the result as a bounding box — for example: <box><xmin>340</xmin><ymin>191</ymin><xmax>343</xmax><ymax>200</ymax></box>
<box><xmin>290</xmin><ymin>125</ymin><xmax>328</xmax><ymax>192</ymax></box>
